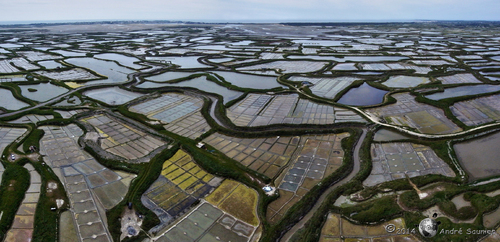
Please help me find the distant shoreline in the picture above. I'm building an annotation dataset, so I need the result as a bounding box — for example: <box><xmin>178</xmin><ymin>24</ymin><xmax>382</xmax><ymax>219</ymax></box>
<box><xmin>1</xmin><ymin>19</ymin><xmax>500</xmax><ymax>27</ymax></box>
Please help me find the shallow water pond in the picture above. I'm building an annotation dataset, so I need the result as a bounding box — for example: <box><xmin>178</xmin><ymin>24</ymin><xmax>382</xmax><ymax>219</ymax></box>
<box><xmin>51</xmin><ymin>50</ymin><xmax>87</xmax><ymax>57</ymax></box>
<box><xmin>471</xmin><ymin>66</ymin><xmax>500</xmax><ymax>70</ymax></box>
<box><xmin>332</xmin><ymin>63</ymin><xmax>358</xmax><ymax>70</ymax></box>
<box><xmin>383</xmin><ymin>76</ymin><xmax>430</xmax><ymax>88</ymax></box>
<box><xmin>207</xmin><ymin>58</ymin><xmax>234</xmax><ymax>63</ymax></box>
<box><xmin>190</xmin><ymin>45</ymin><xmax>234</xmax><ymax>51</ymax></box>
<box><xmin>164</xmin><ymin>56</ymin><xmax>212</xmax><ymax>69</ymax></box>
<box><xmin>136</xmin><ymin>76</ymin><xmax>243</xmax><ymax>104</ymax></box>
<box><xmin>65</xmin><ymin>58</ymin><xmax>134</xmax><ymax>84</ymax></box>
<box><xmin>211</xmin><ymin>71</ymin><xmax>283</xmax><ymax>89</ymax></box>
<box><xmin>373</xmin><ymin>129</ymin><xmax>410</xmax><ymax>141</ymax></box>
<box><xmin>19</xmin><ymin>82</ymin><xmax>68</xmax><ymax>102</ymax></box>
<box><xmin>38</xmin><ymin>60</ymin><xmax>64</xmax><ymax>69</ymax></box>
<box><xmin>0</xmin><ymin>43</ymin><xmax>22</xmax><ymax>48</ymax></box>
<box><xmin>145</xmin><ymin>72</ymin><xmax>202</xmax><ymax>82</ymax></box>
<box><xmin>353</xmin><ymin>72</ymin><xmax>383</xmax><ymax>75</ymax></box>
<box><xmin>288</xmin><ymin>55</ymin><xmax>408</xmax><ymax>62</ymax></box>
<box><xmin>83</xmin><ymin>87</ymin><xmax>143</xmax><ymax>105</ymax></box>
<box><xmin>0</xmin><ymin>88</ymin><xmax>30</xmax><ymax>110</ymax></box>
<box><xmin>231</xmin><ymin>40</ymin><xmax>254</xmax><ymax>46</ymax></box>
<box><xmin>454</xmin><ymin>131</ymin><xmax>500</xmax><ymax>181</ymax></box>
<box><xmin>337</xmin><ymin>83</ymin><xmax>388</xmax><ymax>106</ymax></box>
<box><xmin>425</xmin><ymin>85</ymin><xmax>500</xmax><ymax>100</ymax></box>
<box><xmin>94</xmin><ymin>53</ymin><xmax>144</xmax><ymax>69</ymax></box>
<box><xmin>292</xmin><ymin>40</ymin><xmax>344</xmax><ymax>46</ymax></box>
<box><xmin>484</xmin><ymin>206</ymin><xmax>500</xmax><ymax>228</ymax></box>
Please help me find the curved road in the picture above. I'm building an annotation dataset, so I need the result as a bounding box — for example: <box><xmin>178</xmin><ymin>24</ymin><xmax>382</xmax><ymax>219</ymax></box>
<box><xmin>4</xmin><ymin>64</ymin><xmax>500</xmax><ymax>242</ymax></box>
<box><xmin>279</xmin><ymin>128</ymin><xmax>368</xmax><ymax>242</ymax></box>
<box><xmin>275</xmin><ymin>75</ymin><xmax>500</xmax><ymax>140</ymax></box>
<box><xmin>0</xmin><ymin>64</ymin><xmax>163</xmax><ymax>119</ymax></box>
<box><xmin>3</xmin><ymin>69</ymin><xmax>499</xmax><ymax>142</ymax></box>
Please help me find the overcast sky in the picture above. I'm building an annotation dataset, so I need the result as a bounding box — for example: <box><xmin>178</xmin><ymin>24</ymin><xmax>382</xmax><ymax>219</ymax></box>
<box><xmin>1</xmin><ymin>0</ymin><xmax>499</xmax><ymax>23</ymax></box>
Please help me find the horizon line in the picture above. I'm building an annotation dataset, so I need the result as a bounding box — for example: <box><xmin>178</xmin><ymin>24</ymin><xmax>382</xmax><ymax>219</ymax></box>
<box><xmin>2</xmin><ymin>19</ymin><xmax>500</xmax><ymax>26</ymax></box>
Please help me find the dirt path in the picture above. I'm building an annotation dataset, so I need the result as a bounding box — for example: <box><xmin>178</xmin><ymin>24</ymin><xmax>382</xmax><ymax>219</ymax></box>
<box><xmin>279</xmin><ymin>128</ymin><xmax>367</xmax><ymax>242</ymax></box>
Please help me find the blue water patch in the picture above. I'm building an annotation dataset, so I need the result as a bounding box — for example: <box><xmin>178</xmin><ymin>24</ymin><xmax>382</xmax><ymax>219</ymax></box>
<box><xmin>425</xmin><ymin>85</ymin><xmax>500</xmax><ymax>100</ymax></box>
<box><xmin>337</xmin><ymin>83</ymin><xmax>388</xmax><ymax>106</ymax></box>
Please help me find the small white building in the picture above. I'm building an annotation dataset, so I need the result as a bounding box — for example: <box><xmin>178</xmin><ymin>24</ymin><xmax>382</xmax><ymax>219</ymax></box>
<box><xmin>196</xmin><ymin>142</ymin><xmax>206</xmax><ymax>149</ymax></box>
<box><xmin>262</xmin><ymin>185</ymin><xmax>276</xmax><ymax>196</ymax></box>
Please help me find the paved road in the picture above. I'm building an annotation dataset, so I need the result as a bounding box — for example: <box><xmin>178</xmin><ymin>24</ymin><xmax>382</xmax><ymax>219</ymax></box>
<box><xmin>3</xmin><ymin>68</ymin><xmax>498</xmax><ymax>142</ymax></box>
<box><xmin>279</xmin><ymin>128</ymin><xmax>368</xmax><ymax>242</ymax></box>
<box><xmin>275</xmin><ymin>75</ymin><xmax>500</xmax><ymax>140</ymax></box>
<box><xmin>0</xmin><ymin>87</ymin><xmax>83</xmax><ymax>118</ymax></box>
<box><xmin>5</xmin><ymin>64</ymin><xmax>500</xmax><ymax>242</ymax></box>
<box><xmin>202</xmin><ymin>93</ymin><xmax>365</xmax><ymax>133</ymax></box>
<box><xmin>0</xmin><ymin>63</ymin><xmax>163</xmax><ymax>119</ymax></box>
<box><xmin>350</xmin><ymin>106</ymin><xmax>500</xmax><ymax>139</ymax></box>
<box><xmin>0</xmin><ymin>76</ymin><xmax>133</xmax><ymax>119</ymax></box>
